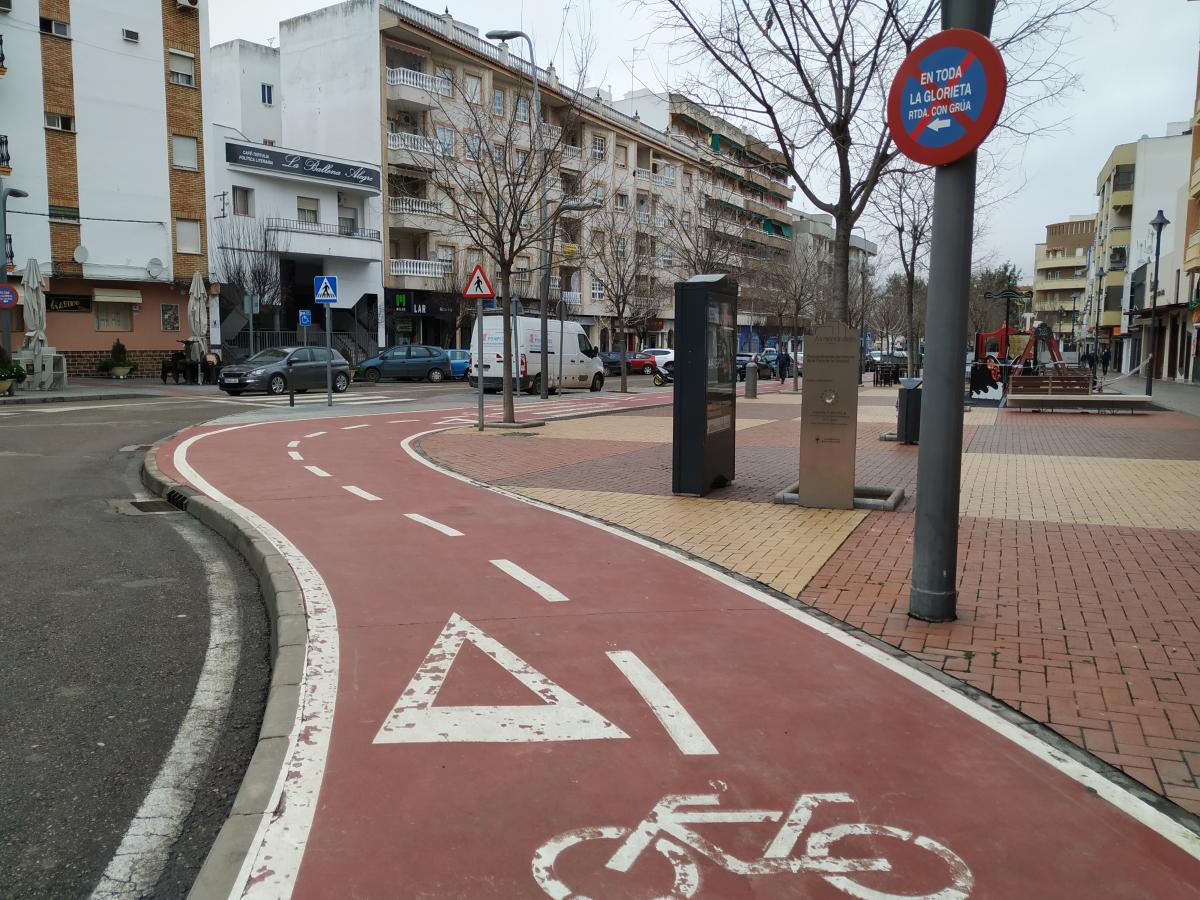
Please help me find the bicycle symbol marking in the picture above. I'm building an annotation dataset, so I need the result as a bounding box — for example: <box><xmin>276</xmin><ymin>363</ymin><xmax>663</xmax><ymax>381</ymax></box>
<box><xmin>532</xmin><ymin>791</ymin><xmax>973</xmax><ymax>900</ymax></box>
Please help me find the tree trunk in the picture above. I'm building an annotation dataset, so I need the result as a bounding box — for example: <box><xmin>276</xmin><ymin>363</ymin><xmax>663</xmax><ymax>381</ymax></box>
<box><xmin>500</xmin><ymin>266</ymin><xmax>515</xmax><ymax>423</ymax></box>
<box><xmin>832</xmin><ymin>213</ymin><xmax>853</xmax><ymax>324</ymax></box>
<box><xmin>618</xmin><ymin>314</ymin><xmax>628</xmax><ymax>393</ymax></box>
<box><xmin>905</xmin><ymin>272</ymin><xmax>917</xmax><ymax>375</ymax></box>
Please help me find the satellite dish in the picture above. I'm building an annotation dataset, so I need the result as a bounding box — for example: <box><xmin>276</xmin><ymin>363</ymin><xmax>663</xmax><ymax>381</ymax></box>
<box><xmin>147</xmin><ymin>258</ymin><xmax>164</xmax><ymax>278</ymax></box>
<box><xmin>73</xmin><ymin>245</ymin><xmax>89</xmax><ymax>264</ymax></box>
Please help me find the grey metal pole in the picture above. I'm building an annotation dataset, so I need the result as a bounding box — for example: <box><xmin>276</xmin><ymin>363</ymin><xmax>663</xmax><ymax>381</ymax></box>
<box><xmin>476</xmin><ymin>296</ymin><xmax>485</xmax><ymax>429</ymax></box>
<box><xmin>515</xmin><ymin>33</ymin><xmax>551</xmax><ymax>401</ymax></box>
<box><xmin>1</xmin><ymin>187</ymin><xmax>10</xmax><ymax>362</ymax></box>
<box><xmin>325</xmin><ymin>302</ymin><xmax>333</xmax><ymax>407</ymax></box>
<box><xmin>558</xmin><ymin>300</ymin><xmax>565</xmax><ymax>391</ymax></box>
<box><xmin>1146</xmin><ymin>216</ymin><xmax>1167</xmax><ymax>397</ymax></box>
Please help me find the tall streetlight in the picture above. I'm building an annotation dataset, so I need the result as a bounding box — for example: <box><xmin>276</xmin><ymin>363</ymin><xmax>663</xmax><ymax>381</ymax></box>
<box><xmin>852</xmin><ymin>226</ymin><xmax>869</xmax><ymax>385</ymax></box>
<box><xmin>1091</xmin><ymin>266</ymin><xmax>1105</xmax><ymax>384</ymax></box>
<box><xmin>1146</xmin><ymin>209</ymin><xmax>1169</xmax><ymax>397</ymax></box>
<box><xmin>486</xmin><ymin>28</ymin><xmax>552</xmax><ymax>398</ymax></box>
<box><xmin>0</xmin><ymin>179</ymin><xmax>30</xmax><ymax>361</ymax></box>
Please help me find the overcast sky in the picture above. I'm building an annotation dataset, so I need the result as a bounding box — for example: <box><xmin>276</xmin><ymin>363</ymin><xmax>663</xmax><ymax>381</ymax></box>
<box><xmin>210</xmin><ymin>1</ymin><xmax>1200</xmax><ymax>279</ymax></box>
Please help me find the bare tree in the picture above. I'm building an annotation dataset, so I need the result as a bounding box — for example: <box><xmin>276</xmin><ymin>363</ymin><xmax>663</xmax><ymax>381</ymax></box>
<box><xmin>211</xmin><ymin>217</ymin><xmax>290</xmax><ymax>337</ymax></box>
<box><xmin>772</xmin><ymin>239</ymin><xmax>825</xmax><ymax>390</ymax></box>
<box><xmin>871</xmin><ymin>166</ymin><xmax>933</xmax><ymax>374</ymax></box>
<box><xmin>420</xmin><ymin>70</ymin><xmax>601</xmax><ymax>420</ymax></box>
<box><xmin>660</xmin><ymin>180</ymin><xmax>743</xmax><ymax>278</ymax></box>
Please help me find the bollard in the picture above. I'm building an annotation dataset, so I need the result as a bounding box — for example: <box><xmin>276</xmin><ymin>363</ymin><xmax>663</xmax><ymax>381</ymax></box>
<box><xmin>745</xmin><ymin>360</ymin><xmax>758</xmax><ymax>398</ymax></box>
<box><xmin>287</xmin><ymin>360</ymin><xmax>295</xmax><ymax>408</ymax></box>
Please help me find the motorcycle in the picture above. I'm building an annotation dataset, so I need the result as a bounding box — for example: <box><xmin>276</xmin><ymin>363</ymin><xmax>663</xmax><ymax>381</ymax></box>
<box><xmin>651</xmin><ymin>363</ymin><xmax>674</xmax><ymax>387</ymax></box>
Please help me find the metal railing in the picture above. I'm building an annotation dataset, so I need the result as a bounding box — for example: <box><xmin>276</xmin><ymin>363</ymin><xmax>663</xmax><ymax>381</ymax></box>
<box><xmin>389</xmin><ymin>196</ymin><xmax>442</xmax><ymax>215</ymax></box>
<box><xmin>652</xmin><ymin>214</ymin><xmax>670</xmax><ymax>228</ymax></box>
<box><xmin>389</xmin><ymin>258</ymin><xmax>453</xmax><ymax>278</ymax></box>
<box><xmin>0</xmin><ymin>134</ymin><xmax>9</xmax><ymax>170</ymax></box>
<box><xmin>562</xmin><ymin>145</ymin><xmax>582</xmax><ymax>160</ymax></box>
<box><xmin>633</xmin><ymin>168</ymin><xmax>651</xmax><ymax>183</ymax></box>
<box><xmin>386</xmin><ymin>66</ymin><xmax>452</xmax><ymax>95</ymax></box>
<box><xmin>562</xmin><ymin>291</ymin><xmax>581</xmax><ymax>305</ymax></box>
<box><xmin>387</xmin><ymin>130</ymin><xmax>446</xmax><ymax>156</ymax></box>
<box><xmin>652</xmin><ymin>172</ymin><xmax>675</xmax><ymax>187</ymax></box>
<box><xmin>635</xmin><ymin>211</ymin><xmax>650</xmax><ymax>224</ymax></box>
<box><xmin>264</xmin><ymin>217</ymin><xmax>380</xmax><ymax>240</ymax></box>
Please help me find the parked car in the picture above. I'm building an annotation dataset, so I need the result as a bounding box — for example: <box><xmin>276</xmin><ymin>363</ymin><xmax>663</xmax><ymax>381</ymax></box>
<box><xmin>218</xmin><ymin>346</ymin><xmax>350</xmax><ymax>396</ymax></box>
<box><xmin>643</xmin><ymin>348</ymin><xmax>675</xmax><ymax>372</ymax></box>
<box><xmin>735</xmin><ymin>353</ymin><xmax>772</xmax><ymax>381</ymax></box>
<box><xmin>358</xmin><ymin>344</ymin><xmax>452</xmax><ymax>383</ymax></box>
<box><xmin>758</xmin><ymin>347</ymin><xmax>779</xmax><ymax>374</ymax></box>
<box><xmin>447</xmin><ymin>348</ymin><xmax>471</xmax><ymax>380</ymax></box>
<box><xmin>602</xmin><ymin>351</ymin><xmax>658</xmax><ymax>376</ymax></box>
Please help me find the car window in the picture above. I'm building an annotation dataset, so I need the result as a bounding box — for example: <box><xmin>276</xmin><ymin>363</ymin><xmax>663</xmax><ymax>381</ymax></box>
<box><xmin>311</xmin><ymin>348</ymin><xmax>333</xmax><ymax>362</ymax></box>
<box><xmin>248</xmin><ymin>347</ymin><xmax>289</xmax><ymax>363</ymax></box>
<box><xmin>289</xmin><ymin>348</ymin><xmax>314</xmax><ymax>363</ymax></box>
<box><xmin>384</xmin><ymin>347</ymin><xmax>404</xmax><ymax>359</ymax></box>
<box><xmin>577</xmin><ymin>334</ymin><xmax>593</xmax><ymax>355</ymax></box>
<box><xmin>409</xmin><ymin>346</ymin><xmax>432</xmax><ymax>359</ymax></box>
<box><xmin>448</xmin><ymin>349</ymin><xmax>469</xmax><ymax>360</ymax></box>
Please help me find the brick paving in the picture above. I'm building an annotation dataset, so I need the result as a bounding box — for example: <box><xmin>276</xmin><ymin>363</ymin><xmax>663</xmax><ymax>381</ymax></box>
<box><xmin>419</xmin><ymin>387</ymin><xmax>1200</xmax><ymax>815</ymax></box>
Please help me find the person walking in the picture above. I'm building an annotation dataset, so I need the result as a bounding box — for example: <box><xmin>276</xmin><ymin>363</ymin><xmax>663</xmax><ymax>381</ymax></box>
<box><xmin>1100</xmin><ymin>347</ymin><xmax>1111</xmax><ymax>377</ymax></box>
<box><xmin>778</xmin><ymin>349</ymin><xmax>791</xmax><ymax>384</ymax></box>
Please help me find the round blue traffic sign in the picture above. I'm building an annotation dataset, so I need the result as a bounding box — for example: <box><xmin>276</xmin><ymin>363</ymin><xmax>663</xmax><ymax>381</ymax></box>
<box><xmin>0</xmin><ymin>285</ymin><xmax>18</xmax><ymax>309</ymax></box>
<box><xmin>887</xmin><ymin>29</ymin><xmax>1006</xmax><ymax>167</ymax></box>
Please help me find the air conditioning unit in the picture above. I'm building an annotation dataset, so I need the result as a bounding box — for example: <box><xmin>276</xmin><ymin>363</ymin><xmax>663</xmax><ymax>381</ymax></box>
<box><xmin>176</xmin><ymin>0</ymin><xmax>199</xmax><ymax>9</ymax></box>
<box><xmin>122</xmin><ymin>28</ymin><xmax>140</xmax><ymax>42</ymax></box>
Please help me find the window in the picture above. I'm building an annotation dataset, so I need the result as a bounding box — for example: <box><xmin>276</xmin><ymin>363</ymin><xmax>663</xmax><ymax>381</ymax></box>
<box><xmin>338</xmin><ymin>205</ymin><xmax>357</xmax><ymax>234</ymax></box>
<box><xmin>436</xmin><ymin>126</ymin><xmax>454</xmax><ymax>156</ymax></box>
<box><xmin>591</xmin><ymin>135</ymin><xmax>606</xmax><ymax>160</ymax></box>
<box><xmin>492</xmin><ymin>87</ymin><xmax>505</xmax><ymax>116</ymax></box>
<box><xmin>515</xmin><ymin>262</ymin><xmax>530</xmax><ymax>282</ymax></box>
<box><xmin>515</xmin><ymin>96</ymin><xmax>529</xmax><ymax>123</ymax></box>
<box><xmin>297</xmin><ymin>196</ymin><xmax>319</xmax><ymax>224</ymax></box>
<box><xmin>176</xmin><ymin>219</ymin><xmax>201</xmax><ymax>254</ymax></box>
<box><xmin>577</xmin><ymin>334</ymin><xmax>593</xmax><ymax>354</ymax></box>
<box><xmin>44</xmin><ymin>112</ymin><xmax>74</xmax><ymax>132</ymax></box>
<box><xmin>95</xmin><ymin>303</ymin><xmax>131</xmax><ymax>332</ymax></box>
<box><xmin>232</xmin><ymin>186</ymin><xmax>253</xmax><ymax>217</ymax></box>
<box><xmin>168</xmin><ymin>51</ymin><xmax>195</xmax><ymax>87</ymax></box>
<box><xmin>409</xmin><ymin>346</ymin><xmax>432</xmax><ymax>359</ymax></box>
<box><xmin>161</xmin><ymin>303</ymin><xmax>180</xmax><ymax>332</ymax></box>
<box><xmin>171</xmin><ymin>134</ymin><xmax>198</xmax><ymax>170</ymax></box>
<box><xmin>261</xmin><ymin>83</ymin><xmax>274</xmax><ymax>106</ymax></box>
<box><xmin>616</xmin><ymin>237</ymin><xmax>626</xmax><ymax>258</ymax></box>
<box><xmin>436</xmin><ymin>245</ymin><xmax>454</xmax><ymax>269</ymax></box>
<box><xmin>435</xmin><ymin>66</ymin><xmax>453</xmax><ymax>93</ymax></box>
<box><xmin>682</xmin><ymin>212</ymin><xmax>692</xmax><ymax>229</ymax></box>
<box><xmin>466</xmin><ymin>134</ymin><xmax>482</xmax><ymax>161</ymax></box>
<box><xmin>491</xmin><ymin>143</ymin><xmax>505</xmax><ymax>166</ymax></box>
<box><xmin>48</xmin><ymin>205</ymin><xmax>79</xmax><ymax>223</ymax></box>
<box><xmin>615</xmin><ymin>144</ymin><xmax>628</xmax><ymax>168</ymax></box>
<box><xmin>592</xmin><ymin>184</ymin><xmax>604</xmax><ymax>202</ymax></box>
<box><xmin>40</xmin><ymin>17</ymin><xmax>70</xmax><ymax>37</ymax></box>
<box><xmin>464</xmin><ymin>74</ymin><xmax>482</xmax><ymax>103</ymax></box>
<box><xmin>515</xmin><ymin>149</ymin><xmax>529</xmax><ymax>169</ymax></box>
<box><xmin>122</xmin><ymin>28</ymin><xmax>140</xmax><ymax>43</ymax></box>
<box><xmin>591</xmin><ymin>279</ymin><xmax>605</xmax><ymax>300</ymax></box>
<box><xmin>615</xmin><ymin>193</ymin><xmax>628</xmax><ymax>211</ymax></box>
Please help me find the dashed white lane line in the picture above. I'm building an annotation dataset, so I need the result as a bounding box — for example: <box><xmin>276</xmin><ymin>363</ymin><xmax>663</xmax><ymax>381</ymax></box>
<box><xmin>305</xmin><ymin>465</ymin><xmax>331</xmax><ymax>478</ymax></box>
<box><xmin>341</xmin><ymin>423</ymin><xmax>370</xmax><ymax>431</ymax></box>
<box><xmin>304</xmin><ymin>431</ymin><xmax>327</xmax><ymax>438</ymax></box>
<box><xmin>404</xmin><ymin>513</ymin><xmax>463</xmax><ymax>537</ymax></box>
<box><xmin>288</xmin><ymin>451</ymin><xmax>304</xmax><ymax>461</ymax></box>
<box><xmin>388</xmin><ymin>419</ymin><xmax>420</xmax><ymax>423</ymax></box>
<box><xmin>345</xmin><ymin>398</ymin><xmax>416</xmax><ymax>405</ymax></box>
<box><xmin>287</xmin><ymin>440</ymin><xmax>301</xmax><ymax>448</ymax></box>
<box><xmin>342</xmin><ymin>485</ymin><xmax>382</xmax><ymax>501</ymax></box>
<box><xmin>489</xmin><ymin>559</ymin><xmax>569</xmax><ymax>603</ymax></box>
<box><xmin>606</xmin><ymin>650</ymin><xmax>719</xmax><ymax>756</ymax></box>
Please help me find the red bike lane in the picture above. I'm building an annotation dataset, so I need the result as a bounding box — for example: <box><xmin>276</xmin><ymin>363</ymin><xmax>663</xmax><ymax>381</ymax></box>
<box><xmin>159</xmin><ymin>407</ymin><xmax>1200</xmax><ymax>899</ymax></box>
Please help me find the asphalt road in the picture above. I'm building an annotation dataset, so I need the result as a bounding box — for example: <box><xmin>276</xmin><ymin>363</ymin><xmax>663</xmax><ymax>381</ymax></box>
<box><xmin>0</xmin><ymin>397</ymin><xmax>267</xmax><ymax>900</ymax></box>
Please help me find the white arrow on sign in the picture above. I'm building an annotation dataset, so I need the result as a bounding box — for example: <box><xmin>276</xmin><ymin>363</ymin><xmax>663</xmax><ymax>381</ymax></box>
<box><xmin>928</xmin><ymin>118</ymin><xmax>951</xmax><ymax>132</ymax></box>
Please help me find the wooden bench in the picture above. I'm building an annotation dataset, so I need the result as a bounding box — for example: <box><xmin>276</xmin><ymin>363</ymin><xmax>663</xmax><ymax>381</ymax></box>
<box><xmin>1006</xmin><ymin>392</ymin><xmax>1152</xmax><ymax>412</ymax></box>
<box><xmin>1008</xmin><ymin>373</ymin><xmax>1092</xmax><ymax>395</ymax></box>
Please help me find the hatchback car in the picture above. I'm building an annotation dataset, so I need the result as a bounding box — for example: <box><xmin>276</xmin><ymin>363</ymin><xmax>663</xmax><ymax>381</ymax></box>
<box><xmin>603</xmin><ymin>351</ymin><xmax>657</xmax><ymax>376</ymax></box>
<box><xmin>218</xmin><ymin>346</ymin><xmax>351</xmax><ymax>396</ymax></box>
<box><xmin>736</xmin><ymin>353</ymin><xmax>772</xmax><ymax>381</ymax></box>
<box><xmin>358</xmin><ymin>344</ymin><xmax>452</xmax><ymax>383</ymax></box>
<box><xmin>643</xmin><ymin>348</ymin><xmax>675</xmax><ymax>371</ymax></box>
<box><xmin>447</xmin><ymin>349</ymin><xmax>471</xmax><ymax>380</ymax></box>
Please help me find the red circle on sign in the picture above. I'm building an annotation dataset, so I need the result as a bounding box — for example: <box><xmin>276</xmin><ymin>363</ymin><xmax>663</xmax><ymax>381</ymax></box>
<box><xmin>0</xmin><ymin>285</ymin><xmax>18</xmax><ymax>308</ymax></box>
<box><xmin>887</xmin><ymin>28</ymin><xmax>1007</xmax><ymax>167</ymax></box>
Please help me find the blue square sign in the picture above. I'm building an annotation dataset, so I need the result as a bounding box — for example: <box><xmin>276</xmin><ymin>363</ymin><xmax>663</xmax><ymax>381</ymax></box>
<box><xmin>299</xmin><ymin>309</ymin><xmax>313</xmax><ymax>327</ymax></box>
<box><xmin>314</xmin><ymin>275</ymin><xmax>338</xmax><ymax>304</ymax></box>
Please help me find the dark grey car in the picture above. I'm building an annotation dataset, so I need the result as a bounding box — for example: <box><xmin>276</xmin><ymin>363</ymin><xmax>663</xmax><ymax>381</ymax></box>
<box><xmin>218</xmin><ymin>346</ymin><xmax>351</xmax><ymax>396</ymax></box>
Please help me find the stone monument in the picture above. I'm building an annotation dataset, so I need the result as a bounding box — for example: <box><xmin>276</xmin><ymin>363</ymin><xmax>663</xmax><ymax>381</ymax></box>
<box><xmin>797</xmin><ymin>322</ymin><xmax>859</xmax><ymax>509</ymax></box>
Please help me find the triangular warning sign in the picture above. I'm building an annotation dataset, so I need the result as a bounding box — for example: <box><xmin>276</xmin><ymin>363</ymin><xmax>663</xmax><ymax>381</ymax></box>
<box><xmin>315</xmin><ymin>278</ymin><xmax>336</xmax><ymax>301</ymax></box>
<box><xmin>462</xmin><ymin>263</ymin><xmax>495</xmax><ymax>300</ymax></box>
<box><xmin>373</xmin><ymin>613</ymin><xmax>629</xmax><ymax>744</ymax></box>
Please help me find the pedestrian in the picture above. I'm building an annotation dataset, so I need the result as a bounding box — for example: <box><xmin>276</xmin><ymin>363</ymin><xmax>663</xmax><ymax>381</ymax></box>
<box><xmin>778</xmin><ymin>349</ymin><xmax>791</xmax><ymax>384</ymax></box>
<box><xmin>1100</xmin><ymin>347</ymin><xmax>1111</xmax><ymax>376</ymax></box>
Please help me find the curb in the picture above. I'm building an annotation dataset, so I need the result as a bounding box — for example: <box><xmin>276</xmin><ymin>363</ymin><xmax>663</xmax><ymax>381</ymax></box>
<box><xmin>142</xmin><ymin>434</ymin><xmax>306</xmax><ymax>900</ymax></box>
<box><xmin>0</xmin><ymin>390</ymin><xmax>159</xmax><ymax>405</ymax></box>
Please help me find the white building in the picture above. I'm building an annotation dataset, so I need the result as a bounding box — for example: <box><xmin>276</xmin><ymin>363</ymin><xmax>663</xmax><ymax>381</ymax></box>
<box><xmin>1</xmin><ymin>0</ymin><xmax>212</xmax><ymax>373</ymax></box>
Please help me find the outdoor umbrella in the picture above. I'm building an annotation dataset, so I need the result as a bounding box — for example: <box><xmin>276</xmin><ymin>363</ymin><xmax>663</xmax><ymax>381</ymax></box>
<box><xmin>187</xmin><ymin>271</ymin><xmax>208</xmax><ymax>367</ymax></box>
<box><xmin>20</xmin><ymin>257</ymin><xmax>47</xmax><ymax>388</ymax></box>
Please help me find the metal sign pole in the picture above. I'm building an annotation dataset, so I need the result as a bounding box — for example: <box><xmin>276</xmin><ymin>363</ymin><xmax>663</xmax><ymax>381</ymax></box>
<box><xmin>325</xmin><ymin>302</ymin><xmax>333</xmax><ymax>407</ymax></box>
<box><xmin>476</xmin><ymin>297</ymin><xmax>485</xmax><ymax>430</ymax></box>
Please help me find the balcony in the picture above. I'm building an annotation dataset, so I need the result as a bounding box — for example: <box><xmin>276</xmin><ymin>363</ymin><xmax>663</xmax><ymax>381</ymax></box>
<box><xmin>387</xmin><ymin>130</ymin><xmax>448</xmax><ymax>167</ymax></box>
<box><xmin>1186</xmin><ymin>230</ymin><xmax>1200</xmax><ymax>272</ymax></box>
<box><xmin>1191</xmin><ymin>156</ymin><xmax>1200</xmax><ymax>199</ymax></box>
<box><xmin>386</xmin><ymin>66</ymin><xmax>451</xmax><ymax>108</ymax></box>
<box><xmin>560</xmin><ymin>145</ymin><xmax>583</xmax><ymax>169</ymax></box>
<box><xmin>561</xmin><ymin>291</ymin><xmax>581</xmax><ymax>307</ymax></box>
<box><xmin>633</xmin><ymin>168</ymin><xmax>651</xmax><ymax>184</ymax></box>
<box><xmin>652</xmin><ymin>214</ymin><xmax>671</xmax><ymax>228</ymax></box>
<box><xmin>1109</xmin><ymin>189</ymin><xmax>1133</xmax><ymax>209</ymax></box>
<box><xmin>0</xmin><ymin>134</ymin><xmax>9</xmax><ymax>176</ymax></box>
<box><xmin>387</xmin><ymin>258</ymin><xmax>452</xmax><ymax>290</ymax></box>
<box><xmin>388</xmin><ymin>196</ymin><xmax>442</xmax><ymax>232</ymax></box>
<box><xmin>265</xmin><ymin>217</ymin><xmax>381</xmax><ymax>261</ymax></box>
<box><xmin>651</xmin><ymin>171</ymin><xmax>676</xmax><ymax>187</ymax></box>
<box><xmin>635</xmin><ymin>211</ymin><xmax>650</xmax><ymax>225</ymax></box>
<box><xmin>1033</xmin><ymin>276</ymin><xmax>1086</xmax><ymax>293</ymax></box>
<box><xmin>1107</xmin><ymin>224</ymin><xmax>1131</xmax><ymax>247</ymax></box>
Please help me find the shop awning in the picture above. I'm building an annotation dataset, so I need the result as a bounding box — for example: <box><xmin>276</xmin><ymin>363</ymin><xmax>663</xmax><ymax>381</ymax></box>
<box><xmin>93</xmin><ymin>288</ymin><xmax>142</xmax><ymax>304</ymax></box>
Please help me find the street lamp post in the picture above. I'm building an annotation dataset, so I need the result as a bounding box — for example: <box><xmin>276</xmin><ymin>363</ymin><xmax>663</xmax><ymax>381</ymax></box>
<box><xmin>0</xmin><ymin>179</ymin><xmax>30</xmax><ymax>364</ymax></box>
<box><xmin>1070</xmin><ymin>291</ymin><xmax>1078</xmax><ymax>354</ymax></box>
<box><xmin>1146</xmin><ymin>209</ymin><xmax>1170</xmax><ymax>397</ymax></box>
<box><xmin>983</xmin><ymin>288</ymin><xmax>1030</xmax><ymax>382</ymax></box>
<box><xmin>852</xmin><ymin>227</ymin><xmax>869</xmax><ymax>385</ymax></box>
<box><xmin>486</xmin><ymin>28</ymin><xmax>551</xmax><ymax>399</ymax></box>
<box><xmin>1092</xmin><ymin>266</ymin><xmax>1105</xmax><ymax>385</ymax></box>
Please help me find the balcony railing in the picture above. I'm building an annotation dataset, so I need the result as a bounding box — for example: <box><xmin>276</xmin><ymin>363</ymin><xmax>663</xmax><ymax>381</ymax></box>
<box><xmin>387</xmin><ymin>130</ymin><xmax>446</xmax><ymax>156</ymax></box>
<box><xmin>1189</xmin><ymin>230</ymin><xmax>1200</xmax><ymax>248</ymax></box>
<box><xmin>0</xmin><ymin>134</ymin><xmax>9</xmax><ymax>172</ymax></box>
<box><xmin>562</xmin><ymin>145</ymin><xmax>582</xmax><ymax>160</ymax></box>
<box><xmin>386</xmin><ymin>66</ymin><xmax>451</xmax><ymax>95</ymax></box>
<box><xmin>389</xmin><ymin>196</ymin><xmax>442</xmax><ymax>216</ymax></box>
<box><xmin>264</xmin><ymin>218</ymin><xmax>380</xmax><ymax>240</ymax></box>
<box><xmin>635</xmin><ymin>211</ymin><xmax>650</xmax><ymax>225</ymax></box>
<box><xmin>390</xmin><ymin>258</ymin><xmax>452</xmax><ymax>278</ymax></box>
<box><xmin>562</xmin><ymin>291</ymin><xmax>581</xmax><ymax>306</ymax></box>
<box><xmin>652</xmin><ymin>172</ymin><xmax>675</xmax><ymax>187</ymax></box>
<box><xmin>653</xmin><ymin>215</ymin><xmax>671</xmax><ymax>228</ymax></box>
<box><xmin>633</xmin><ymin>168</ymin><xmax>651</xmax><ymax>183</ymax></box>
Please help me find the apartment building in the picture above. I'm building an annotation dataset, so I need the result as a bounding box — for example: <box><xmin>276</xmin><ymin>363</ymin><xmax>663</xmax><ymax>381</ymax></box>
<box><xmin>1</xmin><ymin>0</ymin><xmax>210</xmax><ymax>374</ymax></box>
<box><xmin>1031</xmin><ymin>216</ymin><xmax>1094</xmax><ymax>350</ymax></box>
<box><xmin>1179</xmin><ymin>45</ymin><xmax>1200</xmax><ymax>383</ymax></box>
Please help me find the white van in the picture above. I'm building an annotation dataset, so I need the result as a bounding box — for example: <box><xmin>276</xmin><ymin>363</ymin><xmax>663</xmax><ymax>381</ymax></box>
<box><xmin>468</xmin><ymin>313</ymin><xmax>605</xmax><ymax>393</ymax></box>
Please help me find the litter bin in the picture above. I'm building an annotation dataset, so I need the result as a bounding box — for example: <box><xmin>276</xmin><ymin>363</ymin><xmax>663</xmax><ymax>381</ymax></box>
<box><xmin>897</xmin><ymin>377</ymin><xmax>922</xmax><ymax>445</ymax></box>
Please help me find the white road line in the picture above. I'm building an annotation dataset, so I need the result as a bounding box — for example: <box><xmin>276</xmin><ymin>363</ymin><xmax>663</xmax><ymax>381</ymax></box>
<box><xmin>304</xmin><ymin>465</ymin><xmax>331</xmax><ymax>478</ymax></box>
<box><xmin>606</xmin><ymin>650</ymin><xmax>718</xmax><ymax>756</ymax></box>
<box><xmin>304</xmin><ymin>431</ymin><xmax>327</xmax><ymax>438</ymax></box>
<box><xmin>288</xmin><ymin>451</ymin><xmax>304</xmax><ymax>461</ymax></box>
<box><xmin>404</xmin><ymin>513</ymin><xmax>463</xmax><ymax>537</ymax></box>
<box><xmin>489</xmin><ymin>559</ymin><xmax>569</xmax><ymax>603</ymax></box>
<box><xmin>342</xmin><ymin>485</ymin><xmax>382</xmax><ymax>501</ymax></box>
<box><xmin>287</xmin><ymin>440</ymin><xmax>301</xmax><ymax>448</ymax></box>
<box><xmin>388</xmin><ymin>419</ymin><xmax>419</xmax><ymax>423</ymax></box>
<box><xmin>343</xmin><ymin>398</ymin><xmax>416</xmax><ymax>405</ymax></box>
<box><xmin>341</xmin><ymin>423</ymin><xmax>370</xmax><ymax>430</ymax></box>
<box><xmin>90</xmin><ymin>517</ymin><xmax>241</xmax><ymax>899</ymax></box>
<box><xmin>119</xmin><ymin>444</ymin><xmax>144</xmax><ymax>452</ymax></box>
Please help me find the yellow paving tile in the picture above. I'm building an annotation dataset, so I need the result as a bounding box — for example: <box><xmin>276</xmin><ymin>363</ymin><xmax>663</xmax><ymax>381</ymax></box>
<box><xmin>513</xmin><ymin>487</ymin><xmax>866</xmax><ymax>598</ymax></box>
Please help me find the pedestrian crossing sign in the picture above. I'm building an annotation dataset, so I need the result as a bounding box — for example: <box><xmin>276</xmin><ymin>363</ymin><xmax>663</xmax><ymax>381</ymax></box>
<box><xmin>314</xmin><ymin>275</ymin><xmax>338</xmax><ymax>303</ymax></box>
<box><xmin>462</xmin><ymin>263</ymin><xmax>495</xmax><ymax>300</ymax></box>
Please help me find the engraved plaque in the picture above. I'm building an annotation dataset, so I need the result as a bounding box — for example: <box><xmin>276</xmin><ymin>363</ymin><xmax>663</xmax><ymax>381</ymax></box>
<box><xmin>797</xmin><ymin>322</ymin><xmax>859</xmax><ymax>509</ymax></box>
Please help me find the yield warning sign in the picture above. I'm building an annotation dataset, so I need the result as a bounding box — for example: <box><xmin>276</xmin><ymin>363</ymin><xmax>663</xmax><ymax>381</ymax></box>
<box><xmin>887</xmin><ymin>28</ymin><xmax>1006</xmax><ymax>167</ymax></box>
<box><xmin>462</xmin><ymin>263</ymin><xmax>495</xmax><ymax>299</ymax></box>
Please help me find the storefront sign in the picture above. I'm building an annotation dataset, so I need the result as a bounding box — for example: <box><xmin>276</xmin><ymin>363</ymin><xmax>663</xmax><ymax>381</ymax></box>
<box><xmin>400</xmin><ymin>294</ymin><xmax>458</xmax><ymax>319</ymax></box>
<box><xmin>225</xmin><ymin>142</ymin><xmax>382</xmax><ymax>191</ymax></box>
<box><xmin>47</xmin><ymin>295</ymin><xmax>91</xmax><ymax>313</ymax></box>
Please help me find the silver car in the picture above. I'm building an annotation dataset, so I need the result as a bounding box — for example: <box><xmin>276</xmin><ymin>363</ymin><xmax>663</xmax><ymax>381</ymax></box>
<box><xmin>218</xmin><ymin>346</ymin><xmax>351</xmax><ymax>396</ymax></box>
